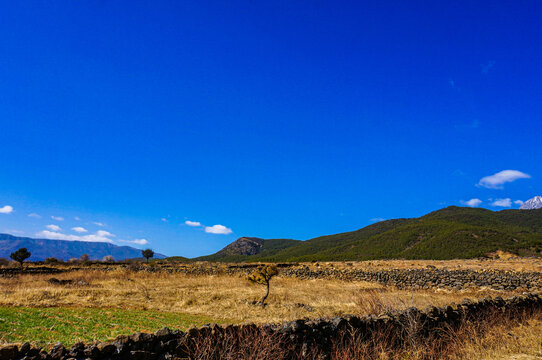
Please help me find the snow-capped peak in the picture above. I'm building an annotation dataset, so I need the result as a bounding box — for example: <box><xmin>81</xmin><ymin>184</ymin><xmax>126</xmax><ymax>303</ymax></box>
<box><xmin>520</xmin><ymin>196</ymin><xmax>542</xmax><ymax>210</ymax></box>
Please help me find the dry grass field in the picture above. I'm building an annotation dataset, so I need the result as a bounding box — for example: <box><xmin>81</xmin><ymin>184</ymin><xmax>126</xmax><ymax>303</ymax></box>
<box><xmin>0</xmin><ymin>259</ymin><xmax>541</xmax><ymax>358</ymax></box>
<box><xmin>0</xmin><ymin>268</ymin><xmax>529</xmax><ymax>324</ymax></box>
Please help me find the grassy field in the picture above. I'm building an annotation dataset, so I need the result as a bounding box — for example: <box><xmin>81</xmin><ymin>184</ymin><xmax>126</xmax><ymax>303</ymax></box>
<box><xmin>0</xmin><ymin>307</ymin><xmax>217</xmax><ymax>346</ymax></box>
<box><xmin>0</xmin><ymin>268</ymin><xmax>527</xmax><ymax>325</ymax></box>
<box><xmin>0</xmin><ymin>260</ymin><xmax>541</xmax><ymax>358</ymax></box>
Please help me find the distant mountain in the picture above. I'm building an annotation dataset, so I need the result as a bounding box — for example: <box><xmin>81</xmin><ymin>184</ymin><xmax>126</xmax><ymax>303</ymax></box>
<box><xmin>0</xmin><ymin>234</ymin><xmax>166</xmax><ymax>261</ymax></box>
<box><xmin>521</xmin><ymin>196</ymin><xmax>542</xmax><ymax>210</ymax></box>
<box><xmin>195</xmin><ymin>206</ymin><xmax>542</xmax><ymax>262</ymax></box>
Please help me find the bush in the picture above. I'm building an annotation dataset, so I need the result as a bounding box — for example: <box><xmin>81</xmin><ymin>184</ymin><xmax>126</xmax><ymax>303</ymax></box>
<box><xmin>44</xmin><ymin>257</ymin><xmax>60</xmax><ymax>264</ymax></box>
<box><xmin>247</xmin><ymin>265</ymin><xmax>279</xmax><ymax>307</ymax></box>
<box><xmin>10</xmin><ymin>248</ymin><xmax>31</xmax><ymax>269</ymax></box>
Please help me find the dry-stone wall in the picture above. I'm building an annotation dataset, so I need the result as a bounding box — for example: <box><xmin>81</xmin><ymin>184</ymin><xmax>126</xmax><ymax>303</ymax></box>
<box><xmin>2</xmin><ymin>293</ymin><xmax>540</xmax><ymax>360</ymax></box>
<box><xmin>3</xmin><ymin>265</ymin><xmax>541</xmax><ymax>291</ymax></box>
<box><xmin>281</xmin><ymin>267</ymin><xmax>542</xmax><ymax>291</ymax></box>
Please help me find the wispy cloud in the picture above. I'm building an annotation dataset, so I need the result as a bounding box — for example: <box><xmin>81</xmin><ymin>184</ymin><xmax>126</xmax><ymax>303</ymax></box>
<box><xmin>204</xmin><ymin>224</ymin><xmax>233</xmax><ymax>235</ymax></box>
<box><xmin>51</xmin><ymin>216</ymin><xmax>64</xmax><ymax>221</ymax></box>
<box><xmin>460</xmin><ymin>198</ymin><xmax>482</xmax><ymax>207</ymax></box>
<box><xmin>74</xmin><ymin>216</ymin><xmax>81</xmax><ymax>221</ymax></box>
<box><xmin>161</xmin><ymin>218</ymin><xmax>168</xmax><ymax>222</ymax></box>
<box><xmin>28</xmin><ymin>213</ymin><xmax>41</xmax><ymax>218</ymax></box>
<box><xmin>514</xmin><ymin>200</ymin><xmax>524</xmax><ymax>206</ymax></box>
<box><xmin>185</xmin><ymin>220</ymin><xmax>202</xmax><ymax>227</ymax></box>
<box><xmin>46</xmin><ymin>224</ymin><xmax>62</xmax><ymax>231</ymax></box>
<box><xmin>119</xmin><ymin>238</ymin><xmax>149</xmax><ymax>245</ymax></box>
<box><xmin>370</xmin><ymin>218</ymin><xmax>386</xmax><ymax>222</ymax></box>
<box><xmin>72</xmin><ymin>226</ymin><xmax>88</xmax><ymax>233</ymax></box>
<box><xmin>490</xmin><ymin>198</ymin><xmax>512</xmax><ymax>207</ymax></box>
<box><xmin>477</xmin><ymin>170</ymin><xmax>531</xmax><ymax>189</ymax></box>
<box><xmin>37</xmin><ymin>229</ymin><xmax>115</xmax><ymax>243</ymax></box>
<box><xmin>0</xmin><ymin>205</ymin><xmax>14</xmax><ymax>214</ymax></box>
<box><xmin>93</xmin><ymin>222</ymin><xmax>105</xmax><ymax>227</ymax></box>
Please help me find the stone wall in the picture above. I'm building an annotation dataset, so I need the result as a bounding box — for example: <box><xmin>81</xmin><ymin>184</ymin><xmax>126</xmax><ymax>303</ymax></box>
<box><xmin>281</xmin><ymin>267</ymin><xmax>542</xmax><ymax>291</ymax></box>
<box><xmin>2</xmin><ymin>293</ymin><xmax>541</xmax><ymax>360</ymax></box>
<box><xmin>2</xmin><ymin>264</ymin><xmax>541</xmax><ymax>291</ymax></box>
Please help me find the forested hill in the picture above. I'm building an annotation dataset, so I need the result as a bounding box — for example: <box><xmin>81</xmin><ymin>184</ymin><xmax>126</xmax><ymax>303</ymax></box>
<box><xmin>193</xmin><ymin>206</ymin><xmax>542</xmax><ymax>262</ymax></box>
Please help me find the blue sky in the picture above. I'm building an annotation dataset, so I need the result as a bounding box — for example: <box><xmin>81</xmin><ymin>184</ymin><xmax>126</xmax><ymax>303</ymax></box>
<box><xmin>0</xmin><ymin>1</ymin><xmax>540</xmax><ymax>257</ymax></box>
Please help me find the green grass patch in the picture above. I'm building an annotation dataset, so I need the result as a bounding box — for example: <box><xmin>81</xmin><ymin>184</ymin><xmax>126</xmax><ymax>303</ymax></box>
<box><xmin>0</xmin><ymin>307</ymin><xmax>221</xmax><ymax>346</ymax></box>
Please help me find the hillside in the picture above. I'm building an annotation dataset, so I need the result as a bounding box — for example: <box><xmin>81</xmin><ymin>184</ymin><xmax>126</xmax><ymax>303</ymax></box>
<box><xmin>196</xmin><ymin>207</ymin><xmax>542</xmax><ymax>262</ymax></box>
<box><xmin>0</xmin><ymin>234</ymin><xmax>166</xmax><ymax>261</ymax></box>
<box><xmin>194</xmin><ymin>237</ymin><xmax>301</xmax><ymax>262</ymax></box>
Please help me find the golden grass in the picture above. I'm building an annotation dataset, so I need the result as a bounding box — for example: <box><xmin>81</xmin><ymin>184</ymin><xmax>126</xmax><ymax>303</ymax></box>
<box><xmin>310</xmin><ymin>257</ymin><xmax>542</xmax><ymax>272</ymax></box>
<box><xmin>452</xmin><ymin>316</ymin><xmax>542</xmax><ymax>360</ymax></box>
<box><xmin>0</xmin><ymin>269</ymin><xmax>528</xmax><ymax>324</ymax></box>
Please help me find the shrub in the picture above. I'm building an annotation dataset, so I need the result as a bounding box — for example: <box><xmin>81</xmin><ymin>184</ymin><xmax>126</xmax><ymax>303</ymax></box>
<box><xmin>10</xmin><ymin>248</ymin><xmax>31</xmax><ymax>269</ymax></box>
<box><xmin>247</xmin><ymin>265</ymin><xmax>279</xmax><ymax>307</ymax></box>
<box><xmin>142</xmin><ymin>249</ymin><xmax>154</xmax><ymax>263</ymax></box>
<box><xmin>44</xmin><ymin>257</ymin><xmax>60</xmax><ymax>264</ymax></box>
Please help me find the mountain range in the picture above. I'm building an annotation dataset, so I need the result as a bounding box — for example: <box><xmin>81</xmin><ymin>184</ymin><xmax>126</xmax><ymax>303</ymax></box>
<box><xmin>195</xmin><ymin>206</ymin><xmax>542</xmax><ymax>262</ymax></box>
<box><xmin>2</xmin><ymin>204</ymin><xmax>542</xmax><ymax>263</ymax></box>
<box><xmin>0</xmin><ymin>234</ymin><xmax>166</xmax><ymax>261</ymax></box>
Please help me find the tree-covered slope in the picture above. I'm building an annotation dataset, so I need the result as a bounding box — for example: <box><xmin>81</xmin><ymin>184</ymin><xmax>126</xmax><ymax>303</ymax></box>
<box><xmin>192</xmin><ymin>238</ymin><xmax>301</xmax><ymax>262</ymax></box>
<box><xmin>196</xmin><ymin>207</ymin><xmax>542</xmax><ymax>262</ymax></box>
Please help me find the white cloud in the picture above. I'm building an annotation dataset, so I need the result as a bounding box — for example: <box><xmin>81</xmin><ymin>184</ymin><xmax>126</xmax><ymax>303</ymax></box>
<box><xmin>36</xmin><ymin>230</ymin><xmax>115</xmax><ymax>243</ymax></box>
<box><xmin>185</xmin><ymin>220</ymin><xmax>202</xmax><ymax>227</ymax></box>
<box><xmin>478</xmin><ymin>170</ymin><xmax>531</xmax><ymax>189</ymax></box>
<box><xmin>93</xmin><ymin>222</ymin><xmax>105</xmax><ymax>227</ymax></box>
<box><xmin>461</xmin><ymin>198</ymin><xmax>482</xmax><ymax>207</ymax></box>
<box><xmin>28</xmin><ymin>213</ymin><xmax>41</xmax><ymax>218</ymax></box>
<box><xmin>514</xmin><ymin>200</ymin><xmax>524</xmax><ymax>206</ymax></box>
<box><xmin>119</xmin><ymin>238</ymin><xmax>149</xmax><ymax>245</ymax></box>
<box><xmin>46</xmin><ymin>224</ymin><xmax>62</xmax><ymax>231</ymax></box>
<box><xmin>490</xmin><ymin>198</ymin><xmax>512</xmax><ymax>207</ymax></box>
<box><xmin>370</xmin><ymin>218</ymin><xmax>386</xmax><ymax>222</ymax></box>
<box><xmin>51</xmin><ymin>216</ymin><xmax>64</xmax><ymax>221</ymax></box>
<box><xmin>96</xmin><ymin>230</ymin><xmax>114</xmax><ymax>237</ymax></box>
<box><xmin>0</xmin><ymin>205</ymin><xmax>14</xmax><ymax>214</ymax></box>
<box><xmin>204</xmin><ymin>224</ymin><xmax>233</xmax><ymax>235</ymax></box>
<box><xmin>161</xmin><ymin>218</ymin><xmax>168</xmax><ymax>222</ymax></box>
<box><xmin>72</xmin><ymin>226</ymin><xmax>88</xmax><ymax>233</ymax></box>
<box><xmin>74</xmin><ymin>216</ymin><xmax>81</xmax><ymax>221</ymax></box>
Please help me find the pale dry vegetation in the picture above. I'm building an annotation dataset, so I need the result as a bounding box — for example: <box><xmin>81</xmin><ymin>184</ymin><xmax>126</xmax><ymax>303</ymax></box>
<box><xmin>314</xmin><ymin>256</ymin><xmax>542</xmax><ymax>272</ymax></box>
<box><xmin>0</xmin><ymin>269</ymin><xmax>529</xmax><ymax>324</ymax></box>
<box><xmin>329</xmin><ymin>307</ymin><xmax>542</xmax><ymax>360</ymax></box>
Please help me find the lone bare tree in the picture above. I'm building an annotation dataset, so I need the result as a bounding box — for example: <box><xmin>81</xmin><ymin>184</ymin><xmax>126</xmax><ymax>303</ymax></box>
<box><xmin>247</xmin><ymin>265</ymin><xmax>279</xmax><ymax>307</ymax></box>
<box><xmin>141</xmin><ymin>249</ymin><xmax>154</xmax><ymax>263</ymax></box>
<box><xmin>10</xmin><ymin>248</ymin><xmax>31</xmax><ymax>269</ymax></box>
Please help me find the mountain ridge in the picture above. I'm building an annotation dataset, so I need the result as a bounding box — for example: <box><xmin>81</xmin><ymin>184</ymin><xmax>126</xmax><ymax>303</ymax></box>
<box><xmin>0</xmin><ymin>234</ymin><xmax>166</xmax><ymax>261</ymax></box>
<box><xmin>193</xmin><ymin>206</ymin><xmax>542</xmax><ymax>262</ymax></box>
